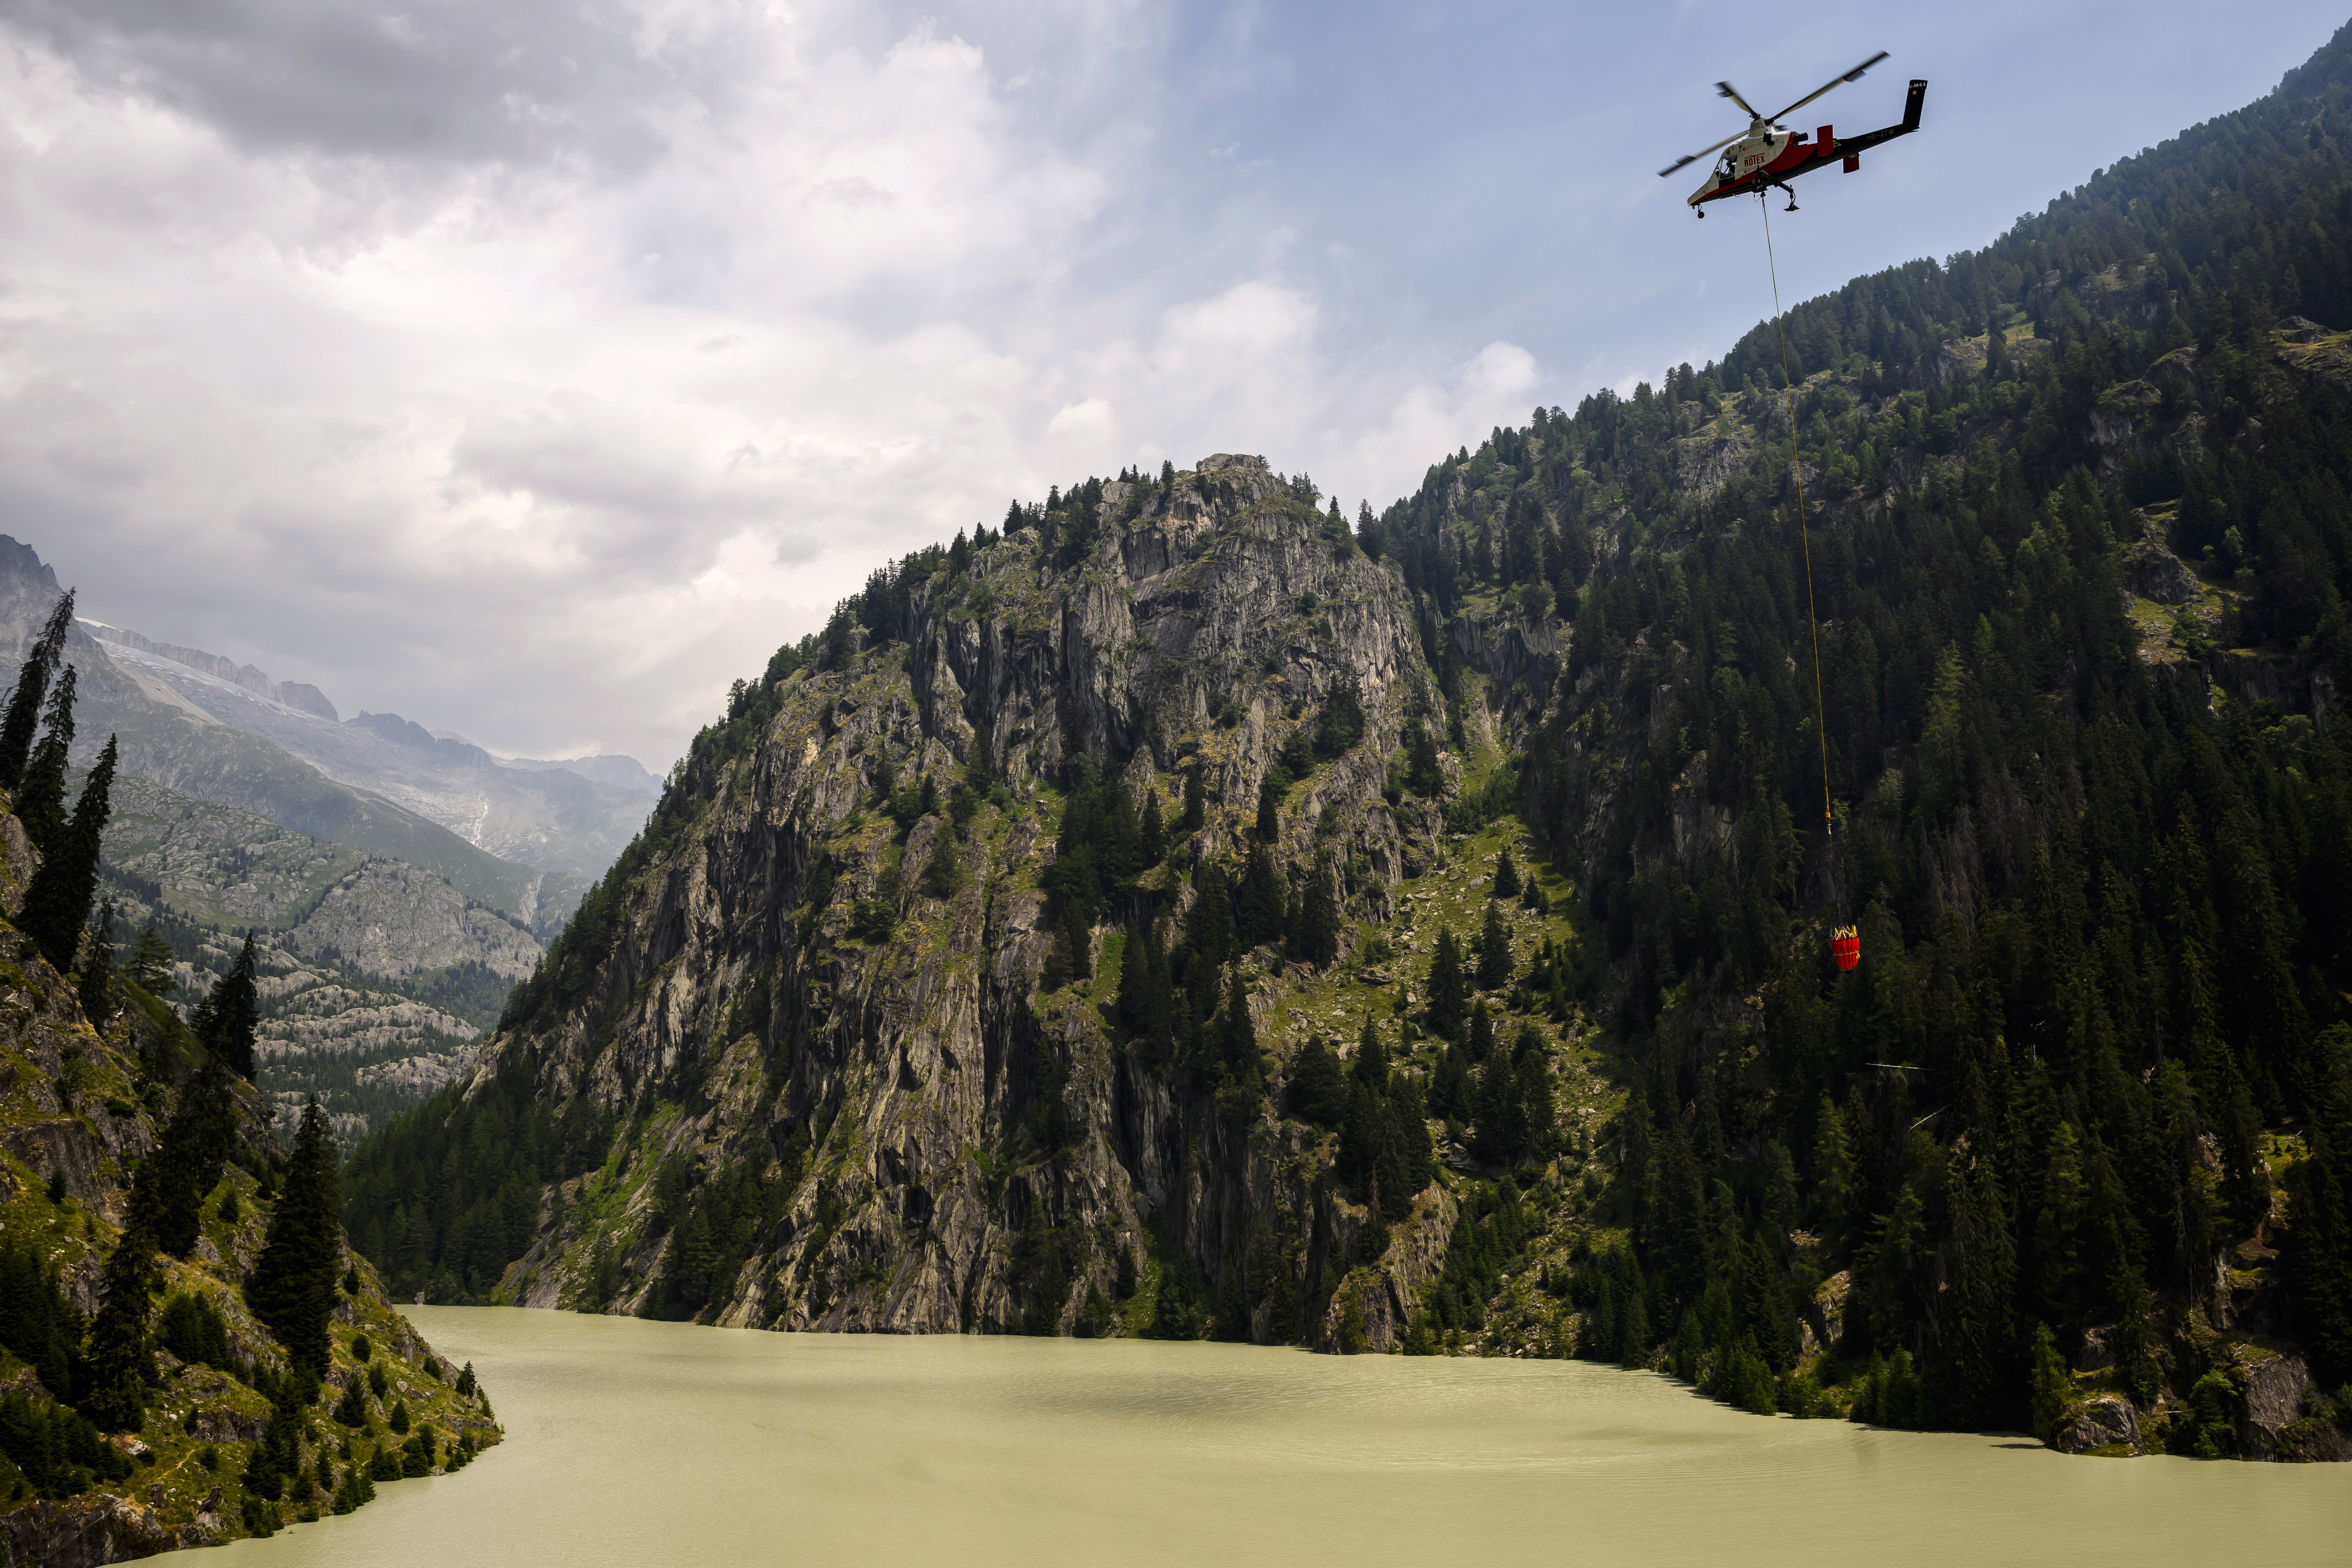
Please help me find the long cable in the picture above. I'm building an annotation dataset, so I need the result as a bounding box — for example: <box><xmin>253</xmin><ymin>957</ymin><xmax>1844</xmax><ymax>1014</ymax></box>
<box><xmin>1761</xmin><ymin>193</ymin><xmax>1834</xmax><ymax>836</ymax></box>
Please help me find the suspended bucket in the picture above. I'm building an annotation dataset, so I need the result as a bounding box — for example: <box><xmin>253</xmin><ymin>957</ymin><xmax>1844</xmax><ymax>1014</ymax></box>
<box><xmin>1831</xmin><ymin>925</ymin><xmax>1860</xmax><ymax>971</ymax></box>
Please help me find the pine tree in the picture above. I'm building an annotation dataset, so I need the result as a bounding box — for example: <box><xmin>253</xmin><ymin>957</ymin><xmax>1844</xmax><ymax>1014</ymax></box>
<box><xmin>20</xmin><ymin>732</ymin><xmax>114</xmax><ymax>977</ymax></box>
<box><xmin>1294</xmin><ymin>863</ymin><xmax>1340</xmax><ymax>967</ymax></box>
<box><xmin>1941</xmin><ymin>1157</ymin><xmax>2018</xmax><ymax>1427</ymax></box>
<box><xmin>126</xmin><ymin>926</ymin><xmax>178</xmax><ymax>995</ymax></box>
<box><xmin>131</xmin><ymin>1060</ymin><xmax>236</xmax><ymax>1258</ymax></box>
<box><xmin>1424</xmin><ymin>929</ymin><xmax>1467</xmax><ymax>1041</ymax></box>
<box><xmin>246</xmin><ymin>1098</ymin><xmax>343</xmax><ymax>1372</ymax></box>
<box><xmin>1286</xmin><ymin>1035</ymin><xmax>1346</xmax><ymax>1127</ymax></box>
<box><xmin>1219</xmin><ymin>967</ymin><xmax>1260</xmax><ymax>1084</ymax></box>
<box><xmin>77</xmin><ymin>898</ymin><xmax>118</xmax><ymax>1026</ymax></box>
<box><xmin>1254</xmin><ymin>774</ymin><xmax>1281</xmax><ymax>841</ymax></box>
<box><xmin>1475</xmin><ymin>898</ymin><xmax>1513</xmax><ymax>991</ymax></box>
<box><xmin>195</xmin><ymin>932</ymin><xmax>262</xmax><ymax>1080</ymax></box>
<box><xmin>82</xmin><ymin>1221</ymin><xmax>158</xmax><ymax>1431</ymax></box>
<box><xmin>0</xmin><ymin>588</ymin><xmax>71</xmax><ymax>791</ymax></box>
<box><xmin>1181</xmin><ymin>768</ymin><xmax>1205</xmax><ymax>833</ymax></box>
<box><xmin>1139</xmin><ymin>788</ymin><xmax>1165</xmax><ymax>866</ymax></box>
<box><xmin>14</xmin><ymin>664</ymin><xmax>75</xmax><ymax>858</ymax></box>
<box><xmin>1185</xmin><ymin>862</ymin><xmax>1233</xmax><ymax>968</ymax></box>
<box><xmin>1492</xmin><ymin>848</ymin><xmax>1520</xmax><ymax>900</ymax></box>
<box><xmin>1237</xmin><ymin>845</ymin><xmax>1286</xmax><ymax>949</ymax></box>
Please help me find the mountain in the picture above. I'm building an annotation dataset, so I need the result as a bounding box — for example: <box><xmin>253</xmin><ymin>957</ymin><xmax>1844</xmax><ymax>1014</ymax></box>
<box><xmin>81</xmin><ymin>618</ymin><xmax>652</xmax><ymax>889</ymax></box>
<box><xmin>346</xmin><ymin>24</ymin><xmax>2352</xmax><ymax>1465</ymax></box>
<box><xmin>95</xmin><ymin>772</ymin><xmax>545</xmax><ymax>1142</ymax></box>
<box><xmin>0</xmin><ymin>784</ymin><xmax>497</xmax><ymax>1559</ymax></box>
<box><xmin>0</xmin><ymin>539</ymin><xmax>585</xmax><ymax>937</ymax></box>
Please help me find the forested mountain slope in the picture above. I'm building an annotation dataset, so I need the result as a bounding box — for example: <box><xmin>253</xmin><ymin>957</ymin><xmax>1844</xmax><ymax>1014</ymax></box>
<box><xmin>347</xmin><ymin>24</ymin><xmax>2352</xmax><ymax>1463</ymax></box>
<box><xmin>0</xmin><ymin>783</ymin><xmax>495</xmax><ymax>1564</ymax></box>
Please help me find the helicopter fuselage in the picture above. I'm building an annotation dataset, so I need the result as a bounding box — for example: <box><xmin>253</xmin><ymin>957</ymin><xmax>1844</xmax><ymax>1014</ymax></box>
<box><xmin>1686</xmin><ymin>78</ymin><xmax>1926</xmax><ymax>207</ymax></box>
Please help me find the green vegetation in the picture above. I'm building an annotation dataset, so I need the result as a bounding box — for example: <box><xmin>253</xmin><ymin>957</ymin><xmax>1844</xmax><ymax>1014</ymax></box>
<box><xmin>1351</xmin><ymin>26</ymin><xmax>2352</xmax><ymax>1447</ymax></box>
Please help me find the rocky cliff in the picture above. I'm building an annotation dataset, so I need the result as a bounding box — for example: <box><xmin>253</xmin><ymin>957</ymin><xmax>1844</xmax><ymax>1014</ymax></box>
<box><xmin>368</xmin><ymin>455</ymin><xmax>1605</xmax><ymax>1353</ymax></box>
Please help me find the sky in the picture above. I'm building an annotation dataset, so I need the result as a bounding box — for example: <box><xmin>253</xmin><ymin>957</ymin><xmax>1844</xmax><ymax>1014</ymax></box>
<box><xmin>0</xmin><ymin>1</ymin><xmax>2343</xmax><ymax>768</ymax></box>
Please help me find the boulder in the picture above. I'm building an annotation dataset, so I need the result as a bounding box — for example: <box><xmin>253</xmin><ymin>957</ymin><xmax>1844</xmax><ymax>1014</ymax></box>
<box><xmin>2120</xmin><ymin>540</ymin><xmax>2201</xmax><ymax>605</ymax></box>
<box><xmin>2058</xmin><ymin>1394</ymin><xmax>2142</xmax><ymax>1455</ymax></box>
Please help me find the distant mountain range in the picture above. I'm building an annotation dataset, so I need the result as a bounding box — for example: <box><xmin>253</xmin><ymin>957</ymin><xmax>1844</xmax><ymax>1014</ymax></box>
<box><xmin>0</xmin><ymin>533</ymin><xmax>654</xmax><ymax>937</ymax></box>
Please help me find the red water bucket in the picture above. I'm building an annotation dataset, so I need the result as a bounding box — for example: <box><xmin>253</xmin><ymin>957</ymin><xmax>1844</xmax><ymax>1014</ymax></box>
<box><xmin>1831</xmin><ymin>926</ymin><xmax>1860</xmax><ymax>971</ymax></box>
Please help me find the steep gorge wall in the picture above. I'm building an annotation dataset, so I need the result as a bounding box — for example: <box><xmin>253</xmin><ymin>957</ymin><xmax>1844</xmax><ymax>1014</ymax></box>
<box><xmin>473</xmin><ymin>458</ymin><xmax>1466</xmax><ymax>1341</ymax></box>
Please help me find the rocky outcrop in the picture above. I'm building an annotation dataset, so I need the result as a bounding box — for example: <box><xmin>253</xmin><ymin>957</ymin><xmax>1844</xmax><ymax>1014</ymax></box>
<box><xmin>2058</xmin><ymin>1394</ymin><xmax>2143</xmax><ymax>1455</ymax></box>
<box><xmin>2119</xmin><ymin>539</ymin><xmax>2201</xmax><ymax>604</ymax></box>
<box><xmin>474</xmin><ymin>458</ymin><xmax>1479</xmax><ymax>1343</ymax></box>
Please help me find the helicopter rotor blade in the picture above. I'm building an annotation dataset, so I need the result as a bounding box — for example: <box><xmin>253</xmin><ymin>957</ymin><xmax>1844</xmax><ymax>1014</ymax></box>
<box><xmin>1658</xmin><ymin>128</ymin><xmax>1746</xmax><ymax>178</ymax></box>
<box><xmin>1714</xmin><ymin>80</ymin><xmax>1761</xmax><ymax>121</ymax></box>
<box><xmin>1767</xmin><ymin>49</ymin><xmax>1890</xmax><ymax>124</ymax></box>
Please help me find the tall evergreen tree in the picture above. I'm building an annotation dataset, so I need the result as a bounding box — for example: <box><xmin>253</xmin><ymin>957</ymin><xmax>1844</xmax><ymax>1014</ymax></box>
<box><xmin>1425</xmin><ymin>929</ymin><xmax>1467</xmax><ymax>1041</ymax></box>
<box><xmin>20</xmin><ymin>732</ymin><xmax>114</xmax><ymax>977</ymax></box>
<box><xmin>82</xmin><ymin>1221</ymin><xmax>158</xmax><ymax>1431</ymax></box>
<box><xmin>14</xmin><ymin>664</ymin><xmax>75</xmax><ymax>858</ymax></box>
<box><xmin>1219</xmin><ymin>967</ymin><xmax>1260</xmax><ymax>1085</ymax></box>
<box><xmin>1139</xmin><ymin>788</ymin><xmax>1165</xmax><ymax>866</ymax></box>
<box><xmin>1286</xmin><ymin>1035</ymin><xmax>1346</xmax><ymax>1127</ymax></box>
<box><xmin>131</xmin><ymin>1061</ymin><xmax>237</xmax><ymax>1259</ymax></box>
<box><xmin>1294</xmin><ymin>862</ymin><xmax>1341</xmax><ymax>967</ymax></box>
<box><xmin>1474</xmin><ymin>898</ymin><xmax>1513</xmax><ymax>991</ymax></box>
<box><xmin>76</xmin><ymin>898</ymin><xmax>118</xmax><ymax>1026</ymax></box>
<box><xmin>246</xmin><ymin>1097</ymin><xmax>343</xmax><ymax>1372</ymax></box>
<box><xmin>193</xmin><ymin>931</ymin><xmax>262</xmax><ymax>1080</ymax></box>
<box><xmin>1254</xmin><ymin>774</ymin><xmax>1281</xmax><ymax>841</ymax></box>
<box><xmin>1492</xmin><ymin>847</ymin><xmax>1520</xmax><ymax>901</ymax></box>
<box><xmin>1181</xmin><ymin>768</ymin><xmax>1205</xmax><ymax>833</ymax></box>
<box><xmin>0</xmin><ymin>588</ymin><xmax>71</xmax><ymax>792</ymax></box>
<box><xmin>1237</xmin><ymin>845</ymin><xmax>1287</xmax><ymax>948</ymax></box>
<box><xmin>1184</xmin><ymin>861</ymin><xmax>1233</xmax><ymax>971</ymax></box>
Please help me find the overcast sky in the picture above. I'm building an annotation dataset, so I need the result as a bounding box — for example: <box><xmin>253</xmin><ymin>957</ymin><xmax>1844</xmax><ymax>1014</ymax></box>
<box><xmin>1</xmin><ymin>2</ymin><xmax>2342</xmax><ymax>767</ymax></box>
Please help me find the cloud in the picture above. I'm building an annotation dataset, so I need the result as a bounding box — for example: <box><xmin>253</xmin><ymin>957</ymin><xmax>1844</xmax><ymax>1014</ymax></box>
<box><xmin>8</xmin><ymin>0</ymin><xmax>2326</xmax><ymax>770</ymax></box>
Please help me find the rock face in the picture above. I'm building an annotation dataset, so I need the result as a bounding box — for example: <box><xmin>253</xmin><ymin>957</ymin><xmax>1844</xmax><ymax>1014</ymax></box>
<box><xmin>2059</xmin><ymin>1395</ymin><xmax>2142</xmax><ymax>1455</ymax></box>
<box><xmin>470</xmin><ymin>459</ymin><xmax>1473</xmax><ymax>1341</ymax></box>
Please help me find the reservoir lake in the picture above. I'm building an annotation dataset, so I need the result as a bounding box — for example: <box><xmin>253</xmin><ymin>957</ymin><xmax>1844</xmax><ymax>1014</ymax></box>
<box><xmin>206</xmin><ymin>1307</ymin><xmax>2350</xmax><ymax>1567</ymax></box>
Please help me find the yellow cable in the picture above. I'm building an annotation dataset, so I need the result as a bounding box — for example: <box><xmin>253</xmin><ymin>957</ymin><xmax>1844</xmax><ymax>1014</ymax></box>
<box><xmin>1761</xmin><ymin>195</ymin><xmax>1834</xmax><ymax>835</ymax></box>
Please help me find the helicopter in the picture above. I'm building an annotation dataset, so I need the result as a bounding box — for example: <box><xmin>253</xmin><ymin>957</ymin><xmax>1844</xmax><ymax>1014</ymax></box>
<box><xmin>1659</xmin><ymin>51</ymin><xmax>1926</xmax><ymax>215</ymax></box>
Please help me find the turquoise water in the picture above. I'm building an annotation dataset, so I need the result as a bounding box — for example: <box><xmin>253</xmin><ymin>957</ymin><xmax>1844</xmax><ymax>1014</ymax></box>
<box><xmin>206</xmin><ymin>1307</ymin><xmax>2350</xmax><ymax>1567</ymax></box>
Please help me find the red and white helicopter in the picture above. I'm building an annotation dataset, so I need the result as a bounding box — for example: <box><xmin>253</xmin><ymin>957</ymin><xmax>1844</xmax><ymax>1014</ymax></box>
<box><xmin>1661</xmin><ymin>52</ymin><xmax>1926</xmax><ymax>215</ymax></box>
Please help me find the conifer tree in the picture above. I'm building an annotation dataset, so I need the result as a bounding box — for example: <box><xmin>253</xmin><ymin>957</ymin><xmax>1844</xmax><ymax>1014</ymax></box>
<box><xmin>1492</xmin><ymin>848</ymin><xmax>1519</xmax><ymax>900</ymax></box>
<box><xmin>1254</xmin><ymin>774</ymin><xmax>1280</xmax><ymax>841</ymax></box>
<box><xmin>1424</xmin><ymin>929</ymin><xmax>1467</xmax><ymax>1041</ymax></box>
<box><xmin>127</xmin><ymin>926</ymin><xmax>177</xmax><ymax>995</ymax></box>
<box><xmin>1237</xmin><ymin>845</ymin><xmax>1286</xmax><ymax>949</ymax></box>
<box><xmin>1286</xmin><ymin>1035</ymin><xmax>1346</xmax><ymax>1128</ymax></box>
<box><xmin>14</xmin><ymin>664</ymin><xmax>75</xmax><ymax>858</ymax></box>
<box><xmin>193</xmin><ymin>932</ymin><xmax>262</xmax><ymax>1080</ymax></box>
<box><xmin>1474</xmin><ymin>898</ymin><xmax>1513</xmax><ymax>991</ymax></box>
<box><xmin>0</xmin><ymin>588</ymin><xmax>71</xmax><ymax>791</ymax></box>
<box><xmin>1427</xmin><ymin>1038</ymin><xmax>1473</xmax><ymax>1124</ymax></box>
<box><xmin>1185</xmin><ymin>861</ymin><xmax>1233</xmax><ymax>969</ymax></box>
<box><xmin>246</xmin><ymin>1098</ymin><xmax>343</xmax><ymax>1372</ymax></box>
<box><xmin>83</xmin><ymin>1221</ymin><xmax>158</xmax><ymax>1431</ymax></box>
<box><xmin>77</xmin><ymin>898</ymin><xmax>118</xmax><ymax>1026</ymax></box>
<box><xmin>1139</xmin><ymin>788</ymin><xmax>1165</xmax><ymax>866</ymax></box>
<box><xmin>1181</xmin><ymin>768</ymin><xmax>1205</xmax><ymax>833</ymax></box>
<box><xmin>20</xmin><ymin>732</ymin><xmax>114</xmax><ymax>977</ymax></box>
<box><xmin>1294</xmin><ymin>863</ymin><xmax>1340</xmax><ymax>967</ymax></box>
<box><xmin>1219</xmin><ymin>967</ymin><xmax>1260</xmax><ymax>1085</ymax></box>
<box><xmin>132</xmin><ymin>1060</ymin><xmax>236</xmax><ymax>1258</ymax></box>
